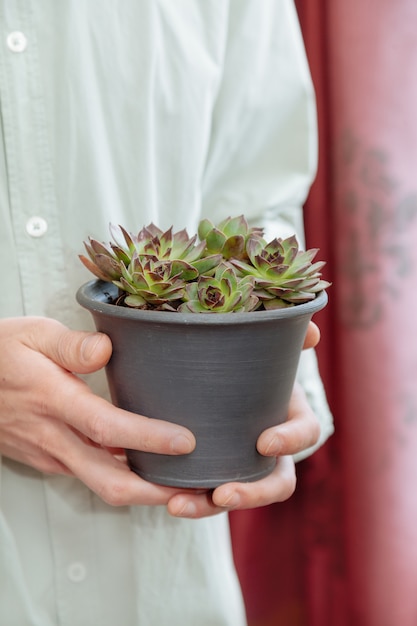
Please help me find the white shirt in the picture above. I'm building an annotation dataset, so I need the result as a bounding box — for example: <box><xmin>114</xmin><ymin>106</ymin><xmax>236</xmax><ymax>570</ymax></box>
<box><xmin>0</xmin><ymin>1</ymin><xmax>333</xmax><ymax>624</ymax></box>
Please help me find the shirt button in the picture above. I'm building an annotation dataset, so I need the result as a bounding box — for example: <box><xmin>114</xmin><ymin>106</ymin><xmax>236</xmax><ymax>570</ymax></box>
<box><xmin>6</xmin><ymin>31</ymin><xmax>28</xmax><ymax>53</ymax></box>
<box><xmin>67</xmin><ymin>562</ymin><xmax>87</xmax><ymax>583</ymax></box>
<box><xmin>26</xmin><ymin>216</ymin><xmax>48</xmax><ymax>238</ymax></box>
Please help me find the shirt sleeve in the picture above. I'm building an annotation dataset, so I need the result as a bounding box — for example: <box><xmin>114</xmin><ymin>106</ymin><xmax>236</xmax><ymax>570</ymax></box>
<box><xmin>201</xmin><ymin>0</ymin><xmax>318</xmax><ymax>224</ymax></box>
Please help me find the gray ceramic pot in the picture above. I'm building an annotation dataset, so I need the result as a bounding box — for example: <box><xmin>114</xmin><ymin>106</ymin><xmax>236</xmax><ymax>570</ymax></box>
<box><xmin>76</xmin><ymin>280</ymin><xmax>327</xmax><ymax>488</ymax></box>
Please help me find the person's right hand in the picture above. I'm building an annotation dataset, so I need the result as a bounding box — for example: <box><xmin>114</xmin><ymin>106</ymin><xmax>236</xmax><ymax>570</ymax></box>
<box><xmin>0</xmin><ymin>316</ymin><xmax>197</xmax><ymax>506</ymax></box>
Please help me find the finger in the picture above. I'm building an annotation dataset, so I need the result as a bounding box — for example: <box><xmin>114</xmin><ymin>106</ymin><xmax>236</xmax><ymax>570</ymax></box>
<box><xmin>256</xmin><ymin>383</ymin><xmax>321</xmax><ymax>457</ymax></box>
<box><xmin>46</xmin><ymin>425</ymin><xmax>190</xmax><ymax>507</ymax></box>
<box><xmin>167</xmin><ymin>490</ymin><xmax>222</xmax><ymax>518</ymax></box>
<box><xmin>303</xmin><ymin>321</ymin><xmax>320</xmax><ymax>350</ymax></box>
<box><xmin>73</xmin><ymin>450</ymin><xmax>181</xmax><ymax>507</ymax></box>
<box><xmin>23</xmin><ymin>317</ymin><xmax>113</xmax><ymax>374</ymax></box>
<box><xmin>51</xmin><ymin>383</ymin><xmax>196</xmax><ymax>455</ymax></box>
<box><xmin>212</xmin><ymin>456</ymin><xmax>296</xmax><ymax>510</ymax></box>
<box><xmin>168</xmin><ymin>456</ymin><xmax>297</xmax><ymax>517</ymax></box>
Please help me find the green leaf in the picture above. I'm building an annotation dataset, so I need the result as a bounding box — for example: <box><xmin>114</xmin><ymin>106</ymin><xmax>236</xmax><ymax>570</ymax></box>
<box><xmin>229</xmin><ymin>258</ymin><xmax>257</xmax><ymax>277</ymax></box>
<box><xmin>89</xmin><ymin>238</ymin><xmax>114</xmax><ymax>257</ymax></box>
<box><xmin>192</xmin><ymin>254</ymin><xmax>223</xmax><ymax>276</ymax></box>
<box><xmin>78</xmin><ymin>255</ymin><xmax>113</xmax><ymax>282</ymax></box>
<box><xmin>222</xmin><ymin>235</ymin><xmax>245</xmax><ymax>260</ymax></box>
<box><xmin>116</xmin><ymin>277</ymin><xmax>139</xmax><ymax>295</ymax></box>
<box><xmin>109</xmin><ymin>224</ymin><xmax>135</xmax><ymax>254</ymax></box>
<box><xmin>180</xmin><ymin>283</ymin><xmax>196</xmax><ymax>304</ymax></box>
<box><xmin>178</xmin><ymin>300</ymin><xmax>207</xmax><ymax>313</ymax></box>
<box><xmin>160</xmin><ymin>226</ymin><xmax>173</xmax><ymax>251</ymax></box>
<box><xmin>197</xmin><ymin>218</ymin><xmax>215</xmax><ymax>242</ymax></box>
<box><xmin>206</xmin><ymin>228</ymin><xmax>227</xmax><ymax>253</ymax></box>
<box><xmin>246</xmin><ymin>235</ymin><xmax>264</xmax><ymax>260</ymax></box>
<box><xmin>221</xmin><ymin>215</ymin><xmax>248</xmax><ymax>237</ymax></box>
<box><xmin>110</xmin><ymin>244</ymin><xmax>131</xmax><ymax>265</ymax></box>
<box><xmin>124</xmin><ymin>294</ymin><xmax>148</xmax><ymax>308</ymax></box>
<box><xmin>93</xmin><ymin>254</ymin><xmax>123</xmax><ymax>280</ymax></box>
<box><xmin>170</xmin><ymin>260</ymin><xmax>199</xmax><ymax>281</ymax></box>
<box><xmin>263</xmin><ymin>298</ymin><xmax>293</xmax><ymax>310</ymax></box>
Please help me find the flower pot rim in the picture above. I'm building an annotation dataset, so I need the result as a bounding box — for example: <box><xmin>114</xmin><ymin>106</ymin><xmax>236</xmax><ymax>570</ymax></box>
<box><xmin>76</xmin><ymin>279</ymin><xmax>328</xmax><ymax>326</ymax></box>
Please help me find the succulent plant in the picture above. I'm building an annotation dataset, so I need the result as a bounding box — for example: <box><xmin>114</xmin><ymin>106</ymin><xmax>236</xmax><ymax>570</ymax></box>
<box><xmin>230</xmin><ymin>234</ymin><xmax>330</xmax><ymax>309</ymax></box>
<box><xmin>178</xmin><ymin>264</ymin><xmax>258</xmax><ymax>313</ymax></box>
<box><xmin>79</xmin><ymin>223</ymin><xmax>222</xmax><ymax>308</ymax></box>
<box><xmin>198</xmin><ymin>215</ymin><xmax>263</xmax><ymax>260</ymax></box>
<box><xmin>80</xmin><ymin>216</ymin><xmax>330</xmax><ymax>312</ymax></box>
<box><xmin>112</xmin><ymin>255</ymin><xmax>188</xmax><ymax>310</ymax></box>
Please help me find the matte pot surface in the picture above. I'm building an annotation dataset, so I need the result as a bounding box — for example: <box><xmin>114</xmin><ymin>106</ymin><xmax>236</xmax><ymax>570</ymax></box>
<box><xmin>77</xmin><ymin>280</ymin><xmax>327</xmax><ymax>488</ymax></box>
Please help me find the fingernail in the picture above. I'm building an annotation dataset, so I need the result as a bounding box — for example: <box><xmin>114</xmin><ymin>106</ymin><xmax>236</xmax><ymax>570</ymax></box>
<box><xmin>218</xmin><ymin>492</ymin><xmax>240</xmax><ymax>508</ymax></box>
<box><xmin>174</xmin><ymin>501</ymin><xmax>197</xmax><ymax>517</ymax></box>
<box><xmin>81</xmin><ymin>333</ymin><xmax>103</xmax><ymax>361</ymax></box>
<box><xmin>263</xmin><ymin>434</ymin><xmax>282</xmax><ymax>457</ymax></box>
<box><xmin>170</xmin><ymin>434</ymin><xmax>194</xmax><ymax>455</ymax></box>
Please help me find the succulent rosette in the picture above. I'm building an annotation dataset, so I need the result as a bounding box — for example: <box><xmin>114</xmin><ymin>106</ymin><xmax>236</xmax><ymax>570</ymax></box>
<box><xmin>231</xmin><ymin>234</ymin><xmax>331</xmax><ymax>309</ymax></box>
<box><xmin>79</xmin><ymin>223</ymin><xmax>221</xmax><ymax>309</ymax></box>
<box><xmin>178</xmin><ymin>264</ymin><xmax>258</xmax><ymax>313</ymax></box>
<box><xmin>198</xmin><ymin>215</ymin><xmax>263</xmax><ymax>260</ymax></box>
<box><xmin>112</xmin><ymin>254</ymin><xmax>188</xmax><ymax>310</ymax></box>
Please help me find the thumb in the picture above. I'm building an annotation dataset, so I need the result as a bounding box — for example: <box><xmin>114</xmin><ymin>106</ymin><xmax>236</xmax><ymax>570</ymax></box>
<box><xmin>28</xmin><ymin>318</ymin><xmax>112</xmax><ymax>374</ymax></box>
<box><xmin>303</xmin><ymin>321</ymin><xmax>320</xmax><ymax>350</ymax></box>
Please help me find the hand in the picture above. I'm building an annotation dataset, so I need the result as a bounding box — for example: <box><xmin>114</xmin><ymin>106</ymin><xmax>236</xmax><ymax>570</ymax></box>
<box><xmin>0</xmin><ymin>317</ymin><xmax>320</xmax><ymax>514</ymax></box>
<box><xmin>0</xmin><ymin>317</ymin><xmax>197</xmax><ymax>506</ymax></box>
<box><xmin>167</xmin><ymin>321</ymin><xmax>321</xmax><ymax>518</ymax></box>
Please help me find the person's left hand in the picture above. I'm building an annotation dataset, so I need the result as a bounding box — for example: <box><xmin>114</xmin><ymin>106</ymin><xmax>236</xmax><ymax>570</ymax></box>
<box><xmin>167</xmin><ymin>322</ymin><xmax>321</xmax><ymax>518</ymax></box>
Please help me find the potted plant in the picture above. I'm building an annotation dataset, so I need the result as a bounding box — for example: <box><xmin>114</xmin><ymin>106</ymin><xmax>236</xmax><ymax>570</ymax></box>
<box><xmin>76</xmin><ymin>216</ymin><xmax>329</xmax><ymax>488</ymax></box>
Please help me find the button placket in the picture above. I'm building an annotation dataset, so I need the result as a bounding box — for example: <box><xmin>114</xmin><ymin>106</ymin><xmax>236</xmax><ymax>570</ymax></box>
<box><xmin>1</xmin><ymin>13</ymin><xmax>72</xmax><ymax>318</ymax></box>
